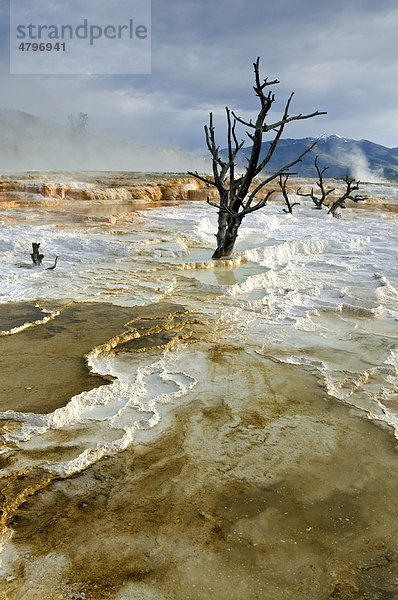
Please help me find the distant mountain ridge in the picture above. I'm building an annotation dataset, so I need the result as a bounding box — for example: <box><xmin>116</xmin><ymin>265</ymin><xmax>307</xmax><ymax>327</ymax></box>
<box><xmin>220</xmin><ymin>134</ymin><xmax>398</xmax><ymax>180</ymax></box>
<box><xmin>1</xmin><ymin>109</ymin><xmax>397</xmax><ymax>179</ymax></box>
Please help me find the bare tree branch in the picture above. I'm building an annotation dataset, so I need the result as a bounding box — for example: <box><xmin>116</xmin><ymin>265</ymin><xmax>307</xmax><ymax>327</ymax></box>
<box><xmin>188</xmin><ymin>171</ymin><xmax>218</xmax><ymax>187</ymax></box>
<box><xmin>263</xmin><ymin>109</ymin><xmax>327</xmax><ymax>132</ymax></box>
<box><xmin>233</xmin><ymin>190</ymin><xmax>275</xmax><ymax>218</ymax></box>
<box><xmin>246</xmin><ymin>142</ymin><xmax>316</xmax><ymax>206</ymax></box>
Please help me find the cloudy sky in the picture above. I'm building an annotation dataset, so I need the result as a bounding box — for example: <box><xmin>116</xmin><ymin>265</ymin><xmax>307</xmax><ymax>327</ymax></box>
<box><xmin>1</xmin><ymin>0</ymin><xmax>398</xmax><ymax>152</ymax></box>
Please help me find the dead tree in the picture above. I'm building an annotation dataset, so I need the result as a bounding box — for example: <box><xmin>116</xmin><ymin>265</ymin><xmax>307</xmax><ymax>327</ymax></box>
<box><xmin>188</xmin><ymin>58</ymin><xmax>326</xmax><ymax>259</ymax></box>
<box><xmin>279</xmin><ymin>173</ymin><xmax>300</xmax><ymax>214</ymax></box>
<box><xmin>297</xmin><ymin>156</ymin><xmax>335</xmax><ymax>209</ymax></box>
<box><xmin>328</xmin><ymin>177</ymin><xmax>367</xmax><ymax>217</ymax></box>
<box><xmin>30</xmin><ymin>242</ymin><xmax>44</xmax><ymax>266</ymax></box>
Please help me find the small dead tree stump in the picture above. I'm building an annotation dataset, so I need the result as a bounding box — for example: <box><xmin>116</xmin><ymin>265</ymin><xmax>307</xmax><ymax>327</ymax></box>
<box><xmin>31</xmin><ymin>243</ymin><xmax>44</xmax><ymax>266</ymax></box>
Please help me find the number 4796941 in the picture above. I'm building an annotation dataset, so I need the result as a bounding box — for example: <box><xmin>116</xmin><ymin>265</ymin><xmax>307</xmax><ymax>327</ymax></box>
<box><xmin>18</xmin><ymin>42</ymin><xmax>66</xmax><ymax>51</ymax></box>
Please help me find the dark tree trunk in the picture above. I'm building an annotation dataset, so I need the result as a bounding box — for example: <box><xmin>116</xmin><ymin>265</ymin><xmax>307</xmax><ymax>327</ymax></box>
<box><xmin>31</xmin><ymin>243</ymin><xmax>44</xmax><ymax>266</ymax></box>
<box><xmin>214</xmin><ymin>204</ymin><xmax>228</xmax><ymax>253</ymax></box>
<box><xmin>212</xmin><ymin>216</ymin><xmax>242</xmax><ymax>259</ymax></box>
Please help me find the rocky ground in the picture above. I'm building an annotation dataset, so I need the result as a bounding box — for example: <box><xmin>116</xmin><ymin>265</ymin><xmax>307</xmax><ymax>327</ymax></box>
<box><xmin>0</xmin><ymin>173</ymin><xmax>217</xmax><ymax>209</ymax></box>
<box><xmin>0</xmin><ymin>172</ymin><xmax>396</xmax><ymax>215</ymax></box>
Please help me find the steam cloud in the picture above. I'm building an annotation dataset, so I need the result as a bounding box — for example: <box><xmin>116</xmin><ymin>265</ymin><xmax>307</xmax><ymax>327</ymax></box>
<box><xmin>0</xmin><ymin>109</ymin><xmax>209</xmax><ymax>173</ymax></box>
<box><xmin>340</xmin><ymin>145</ymin><xmax>385</xmax><ymax>183</ymax></box>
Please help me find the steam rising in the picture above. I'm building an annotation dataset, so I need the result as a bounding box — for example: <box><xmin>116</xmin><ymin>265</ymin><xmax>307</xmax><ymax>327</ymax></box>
<box><xmin>339</xmin><ymin>145</ymin><xmax>385</xmax><ymax>183</ymax></box>
<box><xmin>0</xmin><ymin>109</ymin><xmax>209</xmax><ymax>173</ymax></box>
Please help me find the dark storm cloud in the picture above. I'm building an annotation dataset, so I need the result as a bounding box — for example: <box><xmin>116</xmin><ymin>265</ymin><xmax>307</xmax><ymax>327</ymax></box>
<box><xmin>1</xmin><ymin>0</ymin><xmax>398</xmax><ymax>150</ymax></box>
